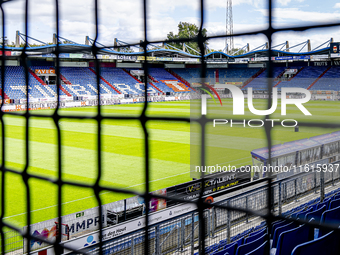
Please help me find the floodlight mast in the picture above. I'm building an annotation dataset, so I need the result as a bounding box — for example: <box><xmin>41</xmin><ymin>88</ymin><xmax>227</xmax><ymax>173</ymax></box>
<box><xmin>226</xmin><ymin>0</ymin><xmax>234</xmax><ymax>53</ymax></box>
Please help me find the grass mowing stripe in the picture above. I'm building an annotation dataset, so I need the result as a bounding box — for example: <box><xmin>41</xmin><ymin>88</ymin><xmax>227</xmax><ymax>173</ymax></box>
<box><xmin>1</xmin><ymin>99</ymin><xmax>339</xmax><ymax>229</ymax></box>
<box><xmin>4</xmin><ymin>118</ymin><xmax>191</xmax><ymax>144</ymax></box>
<box><xmin>3</xmin><ymin>125</ymin><xmax>190</xmax><ymax>164</ymax></box>
<box><xmin>3</xmin><ymin>137</ymin><xmax>190</xmax><ymax>182</ymax></box>
<box><xmin>4</xmin><ymin>171</ymin><xmax>191</xmax><ymax>221</ymax></box>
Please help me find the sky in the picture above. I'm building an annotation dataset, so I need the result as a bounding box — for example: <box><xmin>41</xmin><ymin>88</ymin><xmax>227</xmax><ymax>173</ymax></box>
<box><xmin>1</xmin><ymin>0</ymin><xmax>340</xmax><ymax>53</ymax></box>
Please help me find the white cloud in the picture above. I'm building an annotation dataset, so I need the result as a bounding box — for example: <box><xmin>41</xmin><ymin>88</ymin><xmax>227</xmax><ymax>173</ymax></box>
<box><xmin>276</xmin><ymin>0</ymin><xmax>304</xmax><ymax>7</ymax></box>
<box><xmin>272</xmin><ymin>31</ymin><xmax>336</xmax><ymax>52</ymax></box>
<box><xmin>0</xmin><ymin>0</ymin><xmax>339</xmax><ymax>53</ymax></box>
<box><xmin>148</xmin><ymin>0</ymin><xmax>199</xmax><ymax>12</ymax></box>
<box><xmin>1</xmin><ymin>0</ymin><xmax>267</xmax><ymax>47</ymax></box>
<box><xmin>205</xmin><ymin>0</ymin><xmax>265</xmax><ymax>10</ymax></box>
<box><xmin>147</xmin><ymin>0</ymin><xmax>264</xmax><ymax>12</ymax></box>
<box><xmin>257</xmin><ymin>8</ymin><xmax>340</xmax><ymax>25</ymax></box>
<box><xmin>335</xmin><ymin>3</ymin><xmax>340</xmax><ymax>8</ymax></box>
<box><xmin>203</xmin><ymin>20</ymin><xmax>268</xmax><ymax>50</ymax></box>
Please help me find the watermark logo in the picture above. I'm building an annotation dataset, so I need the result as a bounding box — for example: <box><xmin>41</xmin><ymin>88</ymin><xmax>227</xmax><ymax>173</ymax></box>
<box><xmin>201</xmin><ymin>86</ymin><xmax>311</xmax><ymax>116</ymax></box>
<box><xmin>198</xmin><ymin>84</ymin><xmax>223</xmax><ymax>106</ymax></box>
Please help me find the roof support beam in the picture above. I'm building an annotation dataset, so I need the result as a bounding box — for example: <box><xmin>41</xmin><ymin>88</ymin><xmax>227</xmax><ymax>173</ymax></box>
<box><xmin>312</xmin><ymin>38</ymin><xmax>333</xmax><ymax>51</ymax></box>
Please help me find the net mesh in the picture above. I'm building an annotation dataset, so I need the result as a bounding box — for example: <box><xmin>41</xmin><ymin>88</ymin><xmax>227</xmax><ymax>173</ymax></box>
<box><xmin>0</xmin><ymin>0</ymin><xmax>339</xmax><ymax>255</ymax></box>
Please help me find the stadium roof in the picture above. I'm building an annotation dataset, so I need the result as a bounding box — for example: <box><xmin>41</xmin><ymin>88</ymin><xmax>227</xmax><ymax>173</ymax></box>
<box><xmin>2</xmin><ymin>44</ymin><xmax>201</xmax><ymax>58</ymax></box>
<box><xmin>251</xmin><ymin>139</ymin><xmax>321</xmax><ymax>160</ymax></box>
<box><xmin>2</xmin><ymin>42</ymin><xmax>332</xmax><ymax>59</ymax></box>
<box><xmin>205</xmin><ymin>47</ymin><xmax>330</xmax><ymax>58</ymax></box>
<box><xmin>251</xmin><ymin>131</ymin><xmax>340</xmax><ymax>160</ymax></box>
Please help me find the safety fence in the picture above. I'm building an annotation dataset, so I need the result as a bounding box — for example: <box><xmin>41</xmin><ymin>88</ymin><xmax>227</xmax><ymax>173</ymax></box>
<box><xmin>17</xmin><ymin>170</ymin><xmax>247</xmax><ymax>253</ymax></box>
<box><xmin>3</xmin><ymin>161</ymin><xmax>339</xmax><ymax>254</ymax></box>
<box><xmin>56</xmin><ymin>160</ymin><xmax>340</xmax><ymax>255</ymax></box>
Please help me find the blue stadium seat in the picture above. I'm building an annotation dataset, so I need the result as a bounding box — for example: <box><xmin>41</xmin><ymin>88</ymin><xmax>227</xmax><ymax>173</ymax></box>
<box><xmin>254</xmin><ymin>222</ymin><xmax>266</xmax><ymax>231</ymax></box>
<box><xmin>3</xmin><ymin>65</ymin><xmax>340</xmax><ymax>100</ymax></box>
<box><xmin>333</xmin><ymin>193</ymin><xmax>340</xmax><ymax>200</ymax></box>
<box><xmin>222</xmin><ymin>242</ymin><xmax>238</xmax><ymax>255</ymax></box>
<box><xmin>171</xmin><ymin>67</ymin><xmax>260</xmax><ymax>88</ymax></box>
<box><xmin>231</xmin><ymin>236</ymin><xmax>244</xmax><ymax>247</ymax></box>
<box><xmin>305</xmin><ymin>205</ymin><xmax>326</xmax><ymax>223</ymax></box>
<box><xmin>245</xmin><ymin>228</ymin><xmax>267</xmax><ymax>244</ymax></box>
<box><xmin>310</xmin><ymin>198</ymin><xmax>330</xmax><ymax>212</ymax></box>
<box><xmin>317</xmin><ymin>197</ymin><xmax>331</xmax><ymax>210</ymax></box>
<box><xmin>99</xmin><ymin>67</ymin><xmax>147</xmax><ymax>95</ymax></box>
<box><xmin>317</xmin><ymin>205</ymin><xmax>340</xmax><ymax>237</ymax></box>
<box><xmin>291</xmin><ymin>206</ymin><xmax>309</xmax><ymax>219</ymax></box>
<box><xmin>210</xmin><ymin>247</ymin><xmax>229</xmax><ymax>255</ymax></box>
<box><xmin>149</xmin><ymin>68</ymin><xmax>191</xmax><ymax>93</ymax></box>
<box><xmin>310</xmin><ymin>66</ymin><xmax>340</xmax><ymax>90</ymax></box>
<box><xmin>219</xmin><ymin>239</ymin><xmax>227</xmax><ymax>247</ymax></box>
<box><xmin>296</xmin><ymin>207</ymin><xmax>313</xmax><ymax>220</ymax></box>
<box><xmin>328</xmin><ymin>198</ymin><xmax>340</xmax><ymax>210</ymax></box>
<box><xmin>321</xmin><ymin>205</ymin><xmax>340</xmax><ymax>224</ymax></box>
<box><xmin>206</xmin><ymin>244</ymin><xmax>219</xmax><ymax>254</ymax></box>
<box><xmin>274</xmin><ymin>224</ymin><xmax>313</xmax><ymax>255</ymax></box>
<box><xmin>272</xmin><ymin>221</ymin><xmax>296</xmax><ymax>248</ymax></box>
<box><xmin>277</xmin><ymin>66</ymin><xmax>329</xmax><ymax>90</ymax></box>
<box><xmin>235</xmin><ymin>233</ymin><xmax>267</xmax><ymax>255</ymax></box>
<box><xmin>291</xmin><ymin>231</ymin><xmax>340</xmax><ymax>255</ymax></box>
<box><xmin>244</xmin><ymin>240</ymin><xmax>268</xmax><ymax>255</ymax></box>
<box><xmin>245</xmin><ymin>67</ymin><xmax>285</xmax><ymax>90</ymax></box>
<box><xmin>270</xmin><ymin>220</ymin><xmax>286</xmax><ymax>238</ymax></box>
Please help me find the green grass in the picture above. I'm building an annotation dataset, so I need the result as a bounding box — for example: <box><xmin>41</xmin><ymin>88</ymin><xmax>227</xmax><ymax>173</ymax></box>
<box><xmin>1</xmin><ymin>99</ymin><xmax>339</xmax><ymax>229</ymax></box>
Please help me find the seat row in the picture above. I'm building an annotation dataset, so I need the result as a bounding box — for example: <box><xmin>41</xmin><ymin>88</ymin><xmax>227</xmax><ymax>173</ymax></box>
<box><xmin>197</xmin><ymin>186</ymin><xmax>340</xmax><ymax>255</ymax></box>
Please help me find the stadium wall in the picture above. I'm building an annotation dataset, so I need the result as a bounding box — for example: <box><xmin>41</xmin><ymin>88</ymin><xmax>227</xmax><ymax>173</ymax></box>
<box><xmin>0</xmin><ymin>94</ymin><xmax>192</xmax><ymax>112</ymax></box>
<box><xmin>89</xmin><ymin>62</ymin><xmax>116</xmax><ymax>67</ymax></box>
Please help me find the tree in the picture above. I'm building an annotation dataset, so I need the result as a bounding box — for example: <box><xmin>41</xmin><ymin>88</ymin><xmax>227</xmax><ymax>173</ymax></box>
<box><xmin>209</xmin><ymin>49</ymin><xmax>223</xmax><ymax>53</ymax></box>
<box><xmin>166</xmin><ymin>22</ymin><xmax>208</xmax><ymax>55</ymax></box>
<box><xmin>115</xmin><ymin>46</ymin><xmax>135</xmax><ymax>53</ymax></box>
<box><xmin>228</xmin><ymin>48</ymin><xmax>247</xmax><ymax>56</ymax></box>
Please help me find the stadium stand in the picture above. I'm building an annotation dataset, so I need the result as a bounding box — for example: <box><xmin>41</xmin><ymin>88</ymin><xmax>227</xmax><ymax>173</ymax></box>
<box><xmin>2</xmin><ymin>66</ymin><xmax>27</xmax><ymax>99</ymax></box>
<box><xmin>171</xmin><ymin>68</ymin><xmax>261</xmax><ymax>86</ymax></box>
<box><xmin>1</xmin><ymin>65</ymin><xmax>340</xmax><ymax>101</ymax></box>
<box><xmin>0</xmin><ymin>66</ymin><xmax>60</xmax><ymax>99</ymax></box>
<box><xmin>122</xmin><ymin>68</ymin><xmax>163</xmax><ymax>94</ymax></box>
<box><xmin>77</xmin><ymin>182</ymin><xmax>340</xmax><ymax>255</ymax></box>
<box><xmin>170</xmin><ymin>68</ymin><xmax>202</xmax><ymax>85</ymax></box>
<box><xmin>103</xmin><ymin>67</ymin><xmax>146</xmax><ymax>94</ymax></box>
<box><xmin>276</xmin><ymin>66</ymin><xmax>329</xmax><ymax>89</ymax></box>
<box><xmin>275</xmin><ymin>224</ymin><xmax>313</xmax><ymax>255</ymax></box>
<box><xmin>3</xmin><ymin>0</ymin><xmax>340</xmax><ymax>253</ymax></box>
<box><xmin>309</xmin><ymin>66</ymin><xmax>340</xmax><ymax>90</ymax></box>
<box><xmin>244</xmin><ymin>67</ymin><xmax>286</xmax><ymax>90</ymax></box>
<box><xmin>291</xmin><ymin>230</ymin><xmax>340</xmax><ymax>255</ymax></box>
<box><xmin>148</xmin><ymin>68</ymin><xmax>192</xmax><ymax>93</ymax></box>
<box><xmin>61</xmin><ymin>67</ymin><xmax>112</xmax><ymax>96</ymax></box>
<box><xmin>188</xmin><ymin>187</ymin><xmax>340</xmax><ymax>255</ymax></box>
<box><xmin>29</xmin><ymin>66</ymin><xmax>58</xmax><ymax>97</ymax></box>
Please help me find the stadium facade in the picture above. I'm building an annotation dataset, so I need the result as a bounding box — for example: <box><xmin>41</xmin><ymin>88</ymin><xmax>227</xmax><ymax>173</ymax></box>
<box><xmin>0</xmin><ymin>39</ymin><xmax>339</xmax><ymax>109</ymax></box>
<box><xmin>3</xmin><ymin>35</ymin><xmax>340</xmax><ymax>255</ymax></box>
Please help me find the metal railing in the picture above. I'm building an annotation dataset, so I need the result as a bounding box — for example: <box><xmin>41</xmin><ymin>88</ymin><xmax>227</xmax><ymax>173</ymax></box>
<box><xmin>65</xmin><ymin>160</ymin><xmax>340</xmax><ymax>254</ymax></box>
<box><xmin>0</xmin><ymin>0</ymin><xmax>340</xmax><ymax>254</ymax></box>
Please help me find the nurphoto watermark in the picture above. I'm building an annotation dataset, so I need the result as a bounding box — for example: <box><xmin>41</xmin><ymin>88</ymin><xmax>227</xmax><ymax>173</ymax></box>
<box><xmin>195</xmin><ymin>163</ymin><xmax>340</xmax><ymax>174</ymax></box>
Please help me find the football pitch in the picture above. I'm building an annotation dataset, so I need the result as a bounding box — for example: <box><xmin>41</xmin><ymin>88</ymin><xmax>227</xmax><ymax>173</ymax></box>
<box><xmin>1</xmin><ymin>99</ymin><xmax>340</xmax><ymax>228</ymax></box>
